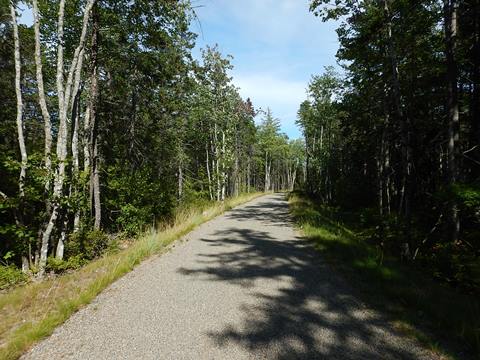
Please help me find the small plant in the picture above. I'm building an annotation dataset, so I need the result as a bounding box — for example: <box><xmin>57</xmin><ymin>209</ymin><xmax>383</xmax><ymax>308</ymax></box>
<box><xmin>0</xmin><ymin>264</ymin><xmax>28</xmax><ymax>290</ymax></box>
<box><xmin>66</xmin><ymin>229</ymin><xmax>111</xmax><ymax>260</ymax></box>
<box><xmin>116</xmin><ymin>204</ymin><xmax>152</xmax><ymax>236</ymax></box>
<box><xmin>46</xmin><ymin>255</ymin><xmax>86</xmax><ymax>274</ymax></box>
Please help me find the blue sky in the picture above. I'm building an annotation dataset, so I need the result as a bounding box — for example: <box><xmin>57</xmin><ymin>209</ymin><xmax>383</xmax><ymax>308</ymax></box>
<box><xmin>191</xmin><ymin>0</ymin><xmax>339</xmax><ymax>138</ymax></box>
<box><xmin>19</xmin><ymin>1</ymin><xmax>340</xmax><ymax>139</ymax></box>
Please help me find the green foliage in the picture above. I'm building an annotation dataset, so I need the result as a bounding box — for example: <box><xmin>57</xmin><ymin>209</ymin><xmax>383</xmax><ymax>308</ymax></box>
<box><xmin>66</xmin><ymin>230</ymin><xmax>112</xmax><ymax>261</ymax></box>
<box><xmin>1</xmin><ymin>0</ymin><xmax>305</xmax><ymax>277</ymax></box>
<box><xmin>116</xmin><ymin>204</ymin><xmax>153</xmax><ymax>237</ymax></box>
<box><xmin>300</xmin><ymin>0</ymin><xmax>480</xmax><ymax>305</ymax></box>
<box><xmin>454</xmin><ymin>183</ymin><xmax>480</xmax><ymax>212</ymax></box>
<box><xmin>0</xmin><ymin>265</ymin><xmax>27</xmax><ymax>290</ymax></box>
<box><xmin>45</xmin><ymin>256</ymin><xmax>87</xmax><ymax>274</ymax></box>
<box><xmin>290</xmin><ymin>193</ymin><xmax>480</xmax><ymax>356</ymax></box>
<box><xmin>104</xmin><ymin>165</ymin><xmax>175</xmax><ymax>235</ymax></box>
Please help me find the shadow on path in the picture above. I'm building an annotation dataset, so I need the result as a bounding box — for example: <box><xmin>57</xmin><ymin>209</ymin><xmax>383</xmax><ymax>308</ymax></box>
<box><xmin>178</xmin><ymin>196</ymin><xmax>428</xmax><ymax>359</ymax></box>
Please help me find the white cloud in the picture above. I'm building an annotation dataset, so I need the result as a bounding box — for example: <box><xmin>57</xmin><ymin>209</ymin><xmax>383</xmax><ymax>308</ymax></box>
<box><xmin>234</xmin><ymin>73</ymin><xmax>306</xmax><ymax>138</ymax></box>
<box><xmin>192</xmin><ymin>0</ymin><xmax>340</xmax><ymax>138</ymax></box>
<box><xmin>196</xmin><ymin>0</ymin><xmax>337</xmax><ymax>48</ymax></box>
<box><xmin>234</xmin><ymin>73</ymin><xmax>306</xmax><ymax>109</ymax></box>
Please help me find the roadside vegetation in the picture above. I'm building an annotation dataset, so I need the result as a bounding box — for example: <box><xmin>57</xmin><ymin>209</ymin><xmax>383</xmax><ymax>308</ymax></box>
<box><xmin>294</xmin><ymin>2</ymin><xmax>480</xmax><ymax>357</ymax></box>
<box><xmin>0</xmin><ymin>192</ymin><xmax>262</xmax><ymax>360</ymax></box>
<box><xmin>1</xmin><ymin>1</ymin><xmax>304</xmax><ymax>281</ymax></box>
<box><xmin>289</xmin><ymin>193</ymin><xmax>479</xmax><ymax>358</ymax></box>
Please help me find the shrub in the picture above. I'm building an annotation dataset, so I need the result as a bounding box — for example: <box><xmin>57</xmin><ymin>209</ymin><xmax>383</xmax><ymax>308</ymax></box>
<box><xmin>46</xmin><ymin>255</ymin><xmax>86</xmax><ymax>274</ymax></box>
<box><xmin>0</xmin><ymin>265</ymin><xmax>27</xmax><ymax>290</ymax></box>
<box><xmin>116</xmin><ymin>204</ymin><xmax>152</xmax><ymax>236</ymax></box>
<box><xmin>66</xmin><ymin>229</ymin><xmax>111</xmax><ymax>260</ymax></box>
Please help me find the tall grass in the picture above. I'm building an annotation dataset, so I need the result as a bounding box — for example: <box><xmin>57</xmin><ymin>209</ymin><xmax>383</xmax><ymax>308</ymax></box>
<box><xmin>288</xmin><ymin>193</ymin><xmax>479</xmax><ymax>359</ymax></box>
<box><xmin>0</xmin><ymin>192</ymin><xmax>262</xmax><ymax>360</ymax></box>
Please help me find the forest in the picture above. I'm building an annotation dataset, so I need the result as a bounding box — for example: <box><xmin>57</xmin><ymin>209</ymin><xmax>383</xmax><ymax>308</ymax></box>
<box><xmin>301</xmin><ymin>0</ymin><xmax>479</xmax><ymax>295</ymax></box>
<box><xmin>0</xmin><ymin>0</ymin><xmax>480</xmax><ymax>357</ymax></box>
<box><xmin>293</xmin><ymin>0</ymin><xmax>479</xmax><ymax>354</ymax></box>
<box><xmin>0</xmin><ymin>0</ymin><xmax>304</xmax><ymax>280</ymax></box>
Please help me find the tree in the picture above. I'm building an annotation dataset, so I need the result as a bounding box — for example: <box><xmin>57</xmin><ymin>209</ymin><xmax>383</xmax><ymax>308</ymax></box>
<box><xmin>306</xmin><ymin>0</ymin><xmax>479</xmax><ymax>291</ymax></box>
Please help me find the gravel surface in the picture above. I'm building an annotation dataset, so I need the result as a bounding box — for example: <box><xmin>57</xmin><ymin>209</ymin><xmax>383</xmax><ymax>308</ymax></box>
<box><xmin>23</xmin><ymin>194</ymin><xmax>436</xmax><ymax>360</ymax></box>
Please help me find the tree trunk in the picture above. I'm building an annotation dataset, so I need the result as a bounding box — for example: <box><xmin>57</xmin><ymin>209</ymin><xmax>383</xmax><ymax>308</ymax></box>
<box><xmin>83</xmin><ymin>106</ymin><xmax>91</xmax><ymax>171</ymax></box>
<box><xmin>444</xmin><ymin>0</ymin><xmax>460</xmax><ymax>243</ymax></box>
<box><xmin>71</xmin><ymin>88</ymin><xmax>82</xmax><ymax>232</ymax></box>
<box><xmin>70</xmin><ymin>46</ymin><xmax>84</xmax><ymax>233</ymax></box>
<box><xmin>178</xmin><ymin>163</ymin><xmax>183</xmax><ymax>199</ymax></box>
<box><xmin>10</xmin><ymin>3</ymin><xmax>26</xmax><ymax>200</ymax></box>
<box><xmin>89</xmin><ymin>4</ymin><xmax>101</xmax><ymax>230</ymax></box>
<box><xmin>384</xmin><ymin>0</ymin><xmax>412</xmax><ymax>255</ymax></box>
<box><xmin>10</xmin><ymin>3</ymin><xmax>29</xmax><ymax>271</ymax></box>
<box><xmin>206</xmin><ymin>141</ymin><xmax>213</xmax><ymax>200</ymax></box>
<box><xmin>40</xmin><ymin>0</ymin><xmax>96</xmax><ymax>272</ymax></box>
<box><xmin>214</xmin><ymin>123</ymin><xmax>220</xmax><ymax>201</ymax></box>
<box><xmin>264</xmin><ymin>152</ymin><xmax>269</xmax><ymax>191</ymax></box>
<box><xmin>471</xmin><ymin>2</ymin><xmax>480</xmax><ymax>174</ymax></box>
<box><xmin>221</xmin><ymin>130</ymin><xmax>226</xmax><ymax>201</ymax></box>
<box><xmin>32</xmin><ymin>0</ymin><xmax>52</xmax><ymax>196</ymax></box>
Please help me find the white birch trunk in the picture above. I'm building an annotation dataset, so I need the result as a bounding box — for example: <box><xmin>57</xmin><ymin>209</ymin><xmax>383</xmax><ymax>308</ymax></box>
<box><xmin>40</xmin><ymin>0</ymin><xmax>96</xmax><ymax>271</ymax></box>
<box><xmin>32</xmin><ymin>0</ymin><xmax>53</xmax><ymax>195</ymax></box>
<box><xmin>10</xmin><ymin>3</ymin><xmax>26</xmax><ymax>199</ymax></box>
<box><xmin>11</xmin><ymin>3</ymin><xmax>29</xmax><ymax>271</ymax></box>
<box><xmin>206</xmin><ymin>141</ymin><xmax>213</xmax><ymax>200</ymax></box>
<box><xmin>83</xmin><ymin>106</ymin><xmax>91</xmax><ymax>171</ymax></box>
<box><xmin>71</xmin><ymin>50</ymin><xmax>84</xmax><ymax>233</ymax></box>
<box><xmin>264</xmin><ymin>152</ymin><xmax>269</xmax><ymax>192</ymax></box>
<box><xmin>221</xmin><ymin>130</ymin><xmax>226</xmax><ymax>201</ymax></box>
<box><xmin>178</xmin><ymin>163</ymin><xmax>183</xmax><ymax>199</ymax></box>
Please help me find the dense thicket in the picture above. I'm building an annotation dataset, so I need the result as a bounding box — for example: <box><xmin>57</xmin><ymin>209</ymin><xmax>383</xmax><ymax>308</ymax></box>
<box><xmin>0</xmin><ymin>0</ymin><xmax>304</xmax><ymax>275</ymax></box>
<box><xmin>302</xmin><ymin>0</ymin><xmax>479</xmax><ymax>293</ymax></box>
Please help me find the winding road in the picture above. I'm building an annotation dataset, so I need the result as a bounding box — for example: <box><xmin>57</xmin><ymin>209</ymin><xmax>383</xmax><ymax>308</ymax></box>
<box><xmin>24</xmin><ymin>194</ymin><xmax>435</xmax><ymax>359</ymax></box>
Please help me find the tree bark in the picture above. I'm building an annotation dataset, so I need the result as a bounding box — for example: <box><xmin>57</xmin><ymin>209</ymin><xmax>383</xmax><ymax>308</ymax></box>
<box><xmin>40</xmin><ymin>0</ymin><xmax>96</xmax><ymax>271</ymax></box>
<box><xmin>10</xmin><ymin>3</ymin><xmax>26</xmax><ymax>200</ymax></box>
<box><xmin>221</xmin><ymin>129</ymin><xmax>226</xmax><ymax>201</ymax></box>
<box><xmin>10</xmin><ymin>2</ymin><xmax>29</xmax><ymax>271</ymax></box>
<box><xmin>444</xmin><ymin>0</ymin><xmax>460</xmax><ymax>243</ymax></box>
<box><xmin>384</xmin><ymin>0</ymin><xmax>412</xmax><ymax>255</ymax></box>
<box><xmin>471</xmin><ymin>2</ymin><xmax>480</xmax><ymax>173</ymax></box>
<box><xmin>89</xmin><ymin>3</ymin><xmax>101</xmax><ymax>230</ymax></box>
<box><xmin>206</xmin><ymin>141</ymin><xmax>213</xmax><ymax>200</ymax></box>
<box><xmin>83</xmin><ymin>105</ymin><xmax>91</xmax><ymax>171</ymax></box>
<box><xmin>32</xmin><ymin>0</ymin><xmax>52</xmax><ymax>196</ymax></box>
<box><xmin>178</xmin><ymin>163</ymin><xmax>183</xmax><ymax>199</ymax></box>
<box><xmin>264</xmin><ymin>152</ymin><xmax>269</xmax><ymax>191</ymax></box>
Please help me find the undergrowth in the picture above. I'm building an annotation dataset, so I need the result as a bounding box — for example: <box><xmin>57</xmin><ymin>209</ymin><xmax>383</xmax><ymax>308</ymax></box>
<box><xmin>0</xmin><ymin>192</ymin><xmax>262</xmax><ymax>360</ymax></box>
<box><xmin>288</xmin><ymin>192</ymin><xmax>479</xmax><ymax>360</ymax></box>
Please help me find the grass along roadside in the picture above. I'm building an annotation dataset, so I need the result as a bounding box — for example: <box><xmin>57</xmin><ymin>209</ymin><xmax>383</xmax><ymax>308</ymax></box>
<box><xmin>0</xmin><ymin>192</ymin><xmax>263</xmax><ymax>360</ymax></box>
<box><xmin>288</xmin><ymin>193</ymin><xmax>479</xmax><ymax>360</ymax></box>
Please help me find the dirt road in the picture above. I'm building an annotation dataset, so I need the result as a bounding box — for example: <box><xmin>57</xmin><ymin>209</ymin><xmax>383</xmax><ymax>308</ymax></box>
<box><xmin>23</xmin><ymin>194</ymin><xmax>434</xmax><ymax>359</ymax></box>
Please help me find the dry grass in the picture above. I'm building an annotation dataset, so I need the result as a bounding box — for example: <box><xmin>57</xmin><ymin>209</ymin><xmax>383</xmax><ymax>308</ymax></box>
<box><xmin>0</xmin><ymin>192</ymin><xmax>262</xmax><ymax>360</ymax></box>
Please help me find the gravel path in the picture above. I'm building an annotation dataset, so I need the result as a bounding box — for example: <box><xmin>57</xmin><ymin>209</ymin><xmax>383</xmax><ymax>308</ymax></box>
<box><xmin>23</xmin><ymin>194</ymin><xmax>435</xmax><ymax>360</ymax></box>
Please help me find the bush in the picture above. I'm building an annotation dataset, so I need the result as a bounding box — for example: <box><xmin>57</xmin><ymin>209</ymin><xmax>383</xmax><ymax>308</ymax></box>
<box><xmin>66</xmin><ymin>229</ymin><xmax>111</xmax><ymax>260</ymax></box>
<box><xmin>46</xmin><ymin>255</ymin><xmax>86</xmax><ymax>274</ymax></box>
<box><xmin>0</xmin><ymin>265</ymin><xmax>27</xmax><ymax>290</ymax></box>
<box><xmin>116</xmin><ymin>204</ymin><xmax>152</xmax><ymax>236</ymax></box>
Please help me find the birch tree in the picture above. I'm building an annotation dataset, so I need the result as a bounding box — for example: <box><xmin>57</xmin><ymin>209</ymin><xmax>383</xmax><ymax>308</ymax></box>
<box><xmin>10</xmin><ymin>1</ymin><xmax>29</xmax><ymax>271</ymax></box>
<box><xmin>40</xmin><ymin>0</ymin><xmax>96</xmax><ymax>272</ymax></box>
<box><xmin>32</xmin><ymin>0</ymin><xmax>52</xmax><ymax>197</ymax></box>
